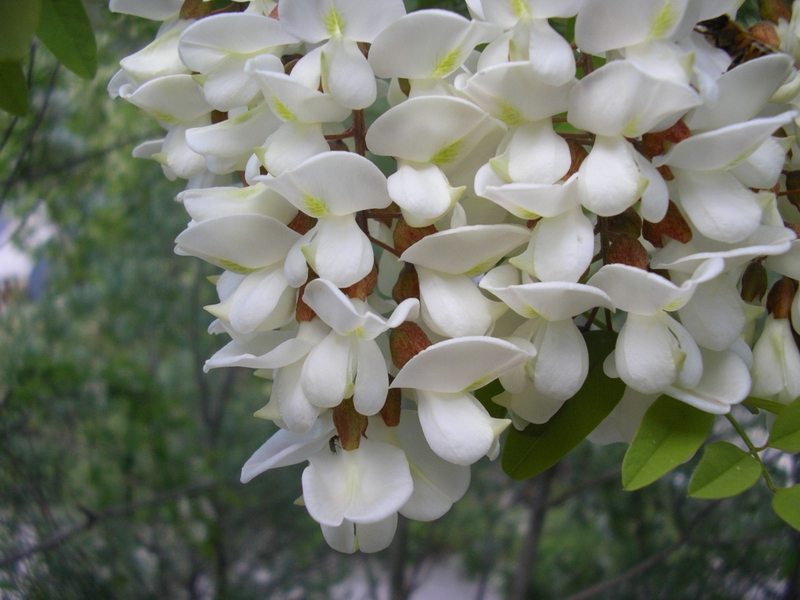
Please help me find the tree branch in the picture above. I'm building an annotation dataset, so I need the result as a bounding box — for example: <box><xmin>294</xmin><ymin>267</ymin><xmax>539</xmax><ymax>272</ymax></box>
<box><xmin>0</xmin><ymin>478</ymin><xmax>238</xmax><ymax>570</ymax></box>
<box><xmin>563</xmin><ymin>502</ymin><xmax>720</xmax><ymax>600</ymax></box>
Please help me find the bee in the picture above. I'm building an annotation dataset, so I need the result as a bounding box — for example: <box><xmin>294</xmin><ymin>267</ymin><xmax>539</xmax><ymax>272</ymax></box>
<box><xmin>696</xmin><ymin>15</ymin><xmax>778</xmax><ymax>69</ymax></box>
<box><xmin>328</xmin><ymin>435</ymin><xmax>340</xmax><ymax>454</ymax></box>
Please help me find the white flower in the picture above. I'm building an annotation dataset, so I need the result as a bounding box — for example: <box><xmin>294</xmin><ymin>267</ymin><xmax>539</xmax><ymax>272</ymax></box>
<box><xmin>390</xmin><ymin>336</ymin><xmax>528</xmax><ymax>465</ymax></box>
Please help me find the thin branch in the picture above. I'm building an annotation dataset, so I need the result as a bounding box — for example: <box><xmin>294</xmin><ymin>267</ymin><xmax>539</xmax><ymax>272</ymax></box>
<box><xmin>545</xmin><ymin>467</ymin><xmax>621</xmax><ymax>509</ymax></box>
<box><xmin>563</xmin><ymin>502</ymin><xmax>720</xmax><ymax>600</ymax></box>
<box><xmin>0</xmin><ymin>478</ymin><xmax>238</xmax><ymax>570</ymax></box>
<box><xmin>1</xmin><ymin>63</ymin><xmax>61</xmax><ymax>209</ymax></box>
<box><xmin>19</xmin><ymin>138</ymin><xmax>142</xmax><ymax>181</ymax></box>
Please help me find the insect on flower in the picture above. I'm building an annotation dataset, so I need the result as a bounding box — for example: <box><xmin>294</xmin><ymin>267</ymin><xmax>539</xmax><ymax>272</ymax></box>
<box><xmin>696</xmin><ymin>15</ymin><xmax>777</xmax><ymax>69</ymax></box>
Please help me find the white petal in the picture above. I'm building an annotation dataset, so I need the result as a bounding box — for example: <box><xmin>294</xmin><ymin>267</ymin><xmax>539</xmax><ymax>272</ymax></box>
<box><xmin>527</xmin><ymin>18</ymin><xmax>576</xmax><ymax>86</ymax></box>
<box><xmin>685</xmin><ymin>54</ymin><xmax>794</xmax><ymax>131</ymax></box>
<box><xmin>353</xmin><ymin>338</ymin><xmax>389</xmax><ymax>415</ymax></box>
<box><xmin>656</xmin><ymin>112</ymin><xmax>797</xmax><ymax>171</ymax></box>
<box><xmin>266</xmin><ymin>151</ymin><xmax>392</xmax><ymax>216</ymax></box>
<box><xmin>387</xmin><ymin>163</ymin><xmax>461</xmax><ymax>227</ymax></box>
<box><xmin>674</xmin><ymin>168</ymin><xmax>761</xmax><ymax>244</ymax></box>
<box><xmin>416</xmin><ymin>390</ymin><xmax>510</xmax><ymax>465</ymax></box>
<box><xmin>567</xmin><ymin>60</ymin><xmax>699</xmax><ymax>137</ymax></box>
<box><xmin>396</xmin><ymin>410</ymin><xmax>470</xmax><ymax>521</ymax></box>
<box><xmin>321</xmin><ymin>37</ymin><xmax>377</xmax><ymax>109</ymax></box>
<box><xmin>400</xmin><ymin>224</ymin><xmax>531</xmax><ymax>275</ymax></box>
<box><xmin>309</xmin><ymin>216</ymin><xmax>375</xmax><ymax>288</ymax></box>
<box><xmin>578</xmin><ymin>135</ymin><xmax>647</xmax><ymax>216</ymax></box>
<box><xmin>240</xmin><ymin>413</ymin><xmax>334</xmax><ymax>482</ymax></box>
<box><xmin>417</xmin><ymin>270</ymin><xmax>498</xmax><ymax>338</ymax></box>
<box><xmin>302</xmin><ymin>439</ymin><xmax>412</xmax><ymax>526</ymax></box>
<box><xmin>302</xmin><ymin>331</ymin><xmax>352</xmax><ymax>407</ymax></box>
<box><xmin>532</xmin><ymin>319</ymin><xmax>589</xmax><ymax>399</ymax></box>
<box><xmin>390</xmin><ymin>336</ymin><xmax>529</xmax><ymax>393</ymax></box>
<box><xmin>667</xmin><ymin>347</ymin><xmax>749</xmax><ymax>414</ymax></box>
<box><xmin>369</xmin><ymin>10</ymin><xmax>500</xmax><ymax>79</ymax></box>
<box><xmin>517</xmin><ymin>207</ymin><xmax>594</xmax><ymax>283</ymax></box>
<box><xmin>259</xmin><ymin>121</ymin><xmax>330</xmax><ymax>177</ymax></box>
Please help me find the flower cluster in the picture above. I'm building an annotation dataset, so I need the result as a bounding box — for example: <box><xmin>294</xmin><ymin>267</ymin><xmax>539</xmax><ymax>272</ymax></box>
<box><xmin>111</xmin><ymin>0</ymin><xmax>800</xmax><ymax>552</ymax></box>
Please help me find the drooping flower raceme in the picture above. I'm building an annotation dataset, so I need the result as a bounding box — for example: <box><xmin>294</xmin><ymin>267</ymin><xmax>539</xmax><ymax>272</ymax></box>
<box><xmin>111</xmin><ymin>0</ymin><xmax>800</xmax><ymax>553</ymax></box>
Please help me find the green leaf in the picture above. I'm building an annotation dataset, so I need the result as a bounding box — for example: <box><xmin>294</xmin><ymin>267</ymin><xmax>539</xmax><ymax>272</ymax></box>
<box><xmin>743</xmin><ymin>395</ymin><xmax>790</xmax><ymax>415</ymax></box>
<box><xmin>622</xmin><ymin>395</ymin><xmax>714</xmax><ymax>491</ymax></box>
<box><xmin>36</xmin><ymin>0</ymin><xmax>97</xmax><ymax>79</ymax></box>
<box><xmin>767</xmin><ymin>396</ymin><xmax>800</xmax><ymax>453</ymax></box>
<box><xmin>687</xmin><ymin>442</ymin><xmax>762</xmax><ymax>499</ymax></box>
<box><xmin>772</xmin><ymin>485</ymin><xmax>800</xmax><ymax>531</ymax></box>
<box><xmin>0</xmin><ymin>1</ymin><xmax>42</xmax><ymax>61</ymax></box>
<box><xmin>474</xmin><ymin>379</ymin><xmax>507</xmax><ymax>420</ymax></box>
<box><xmin>0</xmin><ymin>61</ymin><xmax>29</xmax><ymax>116</ymax></box>
<box><xmin>502</xmin><ymin>330</ymin><xmax>625</xmax><ymax>480</ymax></box>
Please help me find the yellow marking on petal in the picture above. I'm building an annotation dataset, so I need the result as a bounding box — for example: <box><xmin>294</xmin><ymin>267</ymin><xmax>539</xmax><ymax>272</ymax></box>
<box><xmin>649</xmin><ymin>2</ymin><xmax>678</xmax><ymax>40</ymax></box>
<box><xmin>621</xmin><ymin>116</ymin><xmax>640</xmax><ymax>138</ymax></box>
<box><xmin>511</xmin><ymin>0</ymin><xmax>531</xmax><ymax>20</ymax></box>
<box><xmin>218</xmin><ymin>259</ymin><xmax>259</xmax><ymax>274</ymax></box>
<box><xmin>430</xmin><ymin>138</ymin><xmax>464</xmax><ymax>166</ymax></box>
<box><xmin>432</xmin><ymin>48</ymin><xmax>463</xmax><ymax>78</ymax></box>
<box><xmin>496</xmin><ymin>101</ymin><xmax>524</xmax><ymax>127</ymax></box>
<box><xmin>304</xmin><ymin>193</ymin><xmax>329</xmax><ymax>218</ymax></box>
<box><xmin>355</xmin><ymin>325</ymin><xmax>366</xmax><ymax>339</ymax></box>
<box><xmin>150</xmin><ymin>109</ymin><xmax>178</xmax><ymax>124</ymax></box>
<box><xmin>466</xmin><ymin>375</ymin><xmax>492</xmax><ymax>391</ymax></box>
<box><xmin>272</xmin><ymin>97</ymin><xmax>295</xmax><ymax>121</ymax></box>
<box><xmin>465</xmin><ymin>259</ymin><xmax>496</xmax><ymax>278</ymax></box>
<box><xmin>521</xmin><ymin>305</ymin><xmax>539</xmax><ymax>319</ymax></box>
<box><xmin>324</xmin><ymin>5</ymin><xmax>346</xmax><ymax>37</ymax></box>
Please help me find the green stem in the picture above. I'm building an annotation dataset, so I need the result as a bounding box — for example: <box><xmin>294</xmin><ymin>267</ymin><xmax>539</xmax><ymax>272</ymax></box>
<box><xmin>725</xmin><ymin>413</ymin><xmax>778</xmax><ymax>493</ymax></box>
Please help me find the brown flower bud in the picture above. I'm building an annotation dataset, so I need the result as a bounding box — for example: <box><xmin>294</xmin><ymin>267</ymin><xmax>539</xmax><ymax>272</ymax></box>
<box><xmin>600</xmin><ymin>207</ymin><xmax>642</xmax><ymax>241</ymax></box>
<box><xmin>740</xmin><ymin>261</ymin><xmax>768</xmax><ymax>304</ymax></box>
<box><xmin>749</xmin><ymin>20</ymin><xmax>781</xmax><ymax>47</ymax></box>
<box><xmin>393</xmin><ymin>218</ymin><xmax>437</xmax><ymax>255</ymax></box>
<box><xmin>641</xmin><ymin>201</ymin><xmax>692</xmax><ymax>248</ymax></box>
<box><xmin>180</xmin><ymin>0</ymin><xmax>212</xmax><ymax>19</ymax></box>
<box><xmin>390</xmin><ymin>322</ymin><xmax>431</xmax><ymax>369</ymax></box>
<box><xmin>341</xmin><ymin>263</ymin><xmax>378</xmax><ymax>300</ymax></box>
<box><xmin>565</xmin><ymin>139</ymin><xmax>588</xmax><ymax>179</ymax></box>
<box><xmin>332</xmin><ymin>398</ymin><xmax>369</xmax><ymax>451</ymax></box>
<box><xmin>767</xmin><ymin>277</ymin><xmax>797</xmax><ymax>319</ymax></box>
<box><xmin>785</xmin><ymin>171</ymin><xmax>800</xmax><ymax>211</ymax></box>
<box><xmin>392</xmin><ymin>263</ymin><xmax>420</xmax><ymax>304</ymax></box>
<box><xmin>759</xmin><ymin>0</ymin><xmax>791</xmax><ymax>24</ymax></box>
<box><xmin>287</xmin><ymin>211</ymin><xmax>317</xmax><ymax>235</ymax></box>
<box><xmin>605</xmin><ymin>233</ymin><xmax>649</xmax><ymax>270</ymax></box>
<box><xmin>295</xmin><ymin>276</ymin><xmax>318</xmax><ymax>322</ymax></box>
<box><xmin>380</xmin><ymin>386</ymin><xmax>402</xmax><ymax>427</ymax></box>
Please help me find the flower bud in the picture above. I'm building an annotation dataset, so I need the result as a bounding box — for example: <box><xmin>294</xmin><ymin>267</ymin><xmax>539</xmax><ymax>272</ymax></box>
<box><xmin>180</xmin><ymin>0</ymin><xmax>212</xmax><ymax>19</ymax></box>
<box><xmin>600</xmin><ymin>207</ymin><xmax>642</xmax><ymax>241</ymax></box>
<box><xmin>641</xmin><ymin>201</ymin><xmax>692</xmax><ymax>248</ymax></box>
<box><xmin>380</xmin><ymin>386</ymin><xmax>402</xmax><ymax>427</ymax></box>
<box><xmin>391</xmin><ymin>263</ymin><xmax>419</xmax><ymax>304</ymax></box>
<box><xmin>296</xmin><ymin>278</ymin><xmax>317</xmax><ymax>322</ymax></box>
<box><xmin>605</xmin><ymin>233</ymin><xmax>648</xmax><ymax>270</ymax></box>
<box><xmin>390</xmin><ymin>321</ymin><xmax>431</xmax><ymax>369</ymax></box>
<box><xmin>749</xmin><ymin>20</ymin><xmax>781</xmax><ymax>47</ymax></box>
<box><xmin>741</xmin><ymin>261</ymin><xmax>768</xmax><ymax>304</ymax></box>
<box><xmin>565</xmin><ymin>139</ymin><xmax>588</xmax><ymax>179</ymax></box>
<box><xmin>287</xmin><ymin>211</ymin><xmax>317</xmax><ymax>235</ymax></box>
<box><xmin>341</xmin><ymin>263</ymin><xmax>378</xmax><ymax>300</ymax></box>
<box><xmin>759</xmin><ymin>0</ymin><xmax>790</xmax><ymax>24</ymax></box>
<box><xmin>393</xmin><ymin>218</ymin><xmax>436</xmax><ymax>255</ymax></box>
<box><xmin>785</xmin><ymin>171</ymin><xmax>800</xmax><ymax>211</ymax></box>
<box><xmin>767</xmin><ymin>277</ymin><xmax>797</xmax><ymax>319</ymax></box>
<box><xmin>332</xmin><ymin>398</ymin><xmax>369</xmax><ymax>451</ymax></box>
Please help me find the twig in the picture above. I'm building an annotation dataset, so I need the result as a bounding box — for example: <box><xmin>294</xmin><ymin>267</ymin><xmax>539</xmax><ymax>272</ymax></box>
<box><xmin>0</xmin><ymin>478</ymin><xmax>237</xmax><ymax>569</ymax></box>
<box><xmin>1</xmin><ymin>63</ymin><xmax>61</xmax><ymax>209</ymax></box>
<box><xmin>563</xmin><ymin>502</ymin><xmax>720</xmax><ymax>600</ymax></box>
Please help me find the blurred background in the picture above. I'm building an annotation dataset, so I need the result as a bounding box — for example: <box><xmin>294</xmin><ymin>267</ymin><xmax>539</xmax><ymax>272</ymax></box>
<box><xmin>0</xmin><ymin>1</ymin><xmax>798</xmax><ymax>598</ymax></box>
